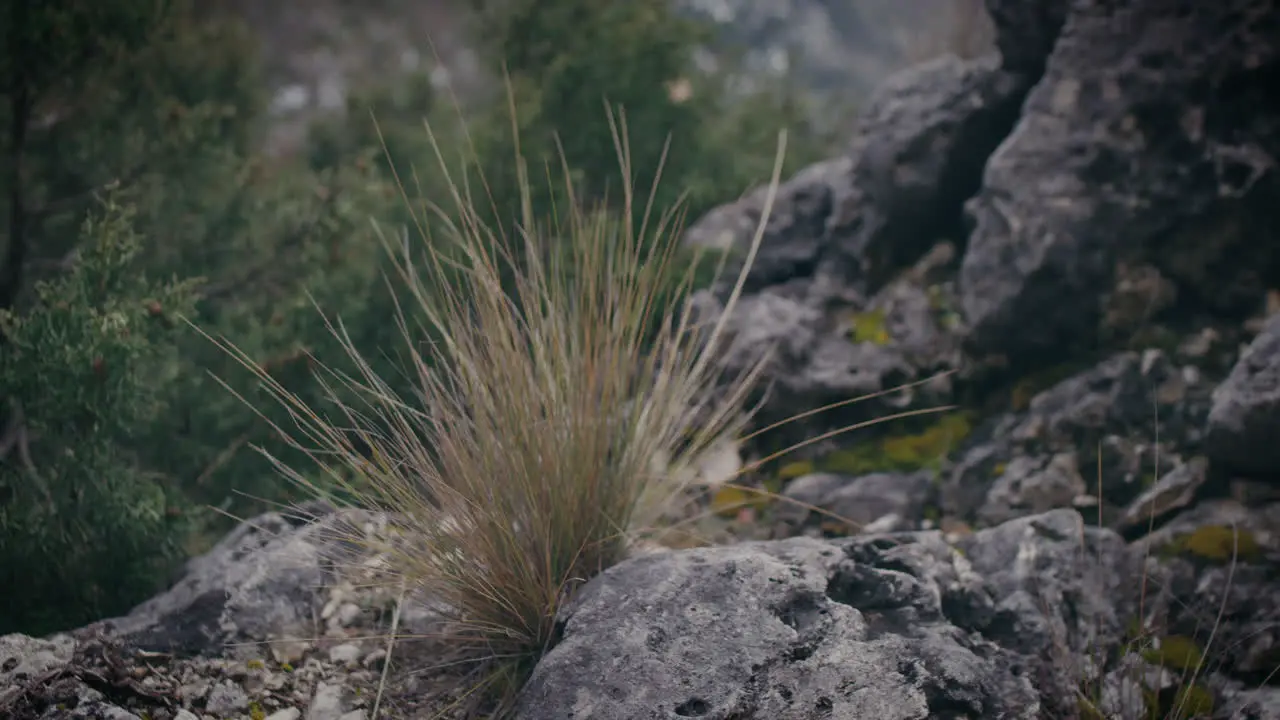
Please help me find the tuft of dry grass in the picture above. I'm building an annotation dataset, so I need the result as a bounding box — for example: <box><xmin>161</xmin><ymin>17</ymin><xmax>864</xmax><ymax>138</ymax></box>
<box><xmin>204</xmin><ymin>94</ymin><xmax>790</xmax><ymax>714</ymax></box>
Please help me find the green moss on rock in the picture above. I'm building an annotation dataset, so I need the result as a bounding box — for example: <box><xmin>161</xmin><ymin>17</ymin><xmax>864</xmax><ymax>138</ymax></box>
<box><xmin>818</xmin><ymin>412</ymin><xmax>973</xmax><ymax>476</ymax></box>
<box><xmin>848</xmin><ymin>308</ymin><xmax>891</xmax><ymax>345</ymax></box>
<box><xmin>1167</xmin><ymin>525</ymin><xmax>1262</xmax><ymax>563</ymax></box>
<box><xmin>1140</xmin><ymin>635</ymin><xmax>1205</xmax><ymax>672</ymax></box>
<box><xmin>776</xmin><ymin>460</ymin><xmax>816</xmax><ymax>481</ymax></box>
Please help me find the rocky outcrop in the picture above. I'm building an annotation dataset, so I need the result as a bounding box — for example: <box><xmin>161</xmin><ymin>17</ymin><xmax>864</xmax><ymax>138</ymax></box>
<box><xmin>516</xmin><ymin>510</ymin><xmax>1134</xmax><ymax>720</ymax></box>
<box><xmin>0</xmin><ymin>506</ymin><xmax>443</xmax><ymax>720</ymax></box>
<box><xmin>686</xmin><ymin>51</ymin><xmax>1029</xmax><ymax>439</ymax></box>
<box><xmin>942</xmin><ymin>350</ymin><xmax>1218</xmax><ymax>527</ymax></box>
<box><xmin>1205</xmin><ymin>313</ymin><xmax>1280</xmax><ymax>477</ymax></box>
<box><xmin>668</xmin><ymin>0</ymin><xmax>1280</xmax><ymax>716</ymax></box>
<box><xmin>982</xmin><ymin>0</ymin><xmax>1067</xmax><ymax>74</ymax></box>
<box><xmin>959</xmin><ymin>0</ymin><xmax>1280</xmax><ymax>365</ymax></box>
<box><xmin>4</xmin><ymin>0</ymin><xmax>1280</xmax><ymax>718</ymax></box>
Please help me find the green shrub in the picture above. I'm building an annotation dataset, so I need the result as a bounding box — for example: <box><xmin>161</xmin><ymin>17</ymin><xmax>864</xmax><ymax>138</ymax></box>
<box><xmin>0</xmin><ymin>199</ymin><xmax>198</xmax><ymax>632</ymax></box>
<box><xmin>463</xmin><ymin>0</ymin><xmax>835</xmax><ymax>227</ymax></box>
<box><xmin>308</xmin><ymin>0</ymin><xmax>838</xmax><ymax>351</ymax></box>
<box><xmin>0</xmin><ymin>0</ymin><xmax>400</xmax><ymax>633</ymax></box>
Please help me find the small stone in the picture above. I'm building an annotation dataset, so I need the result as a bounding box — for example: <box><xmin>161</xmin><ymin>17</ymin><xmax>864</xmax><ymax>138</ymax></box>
<box><xmin>265</xmin><ymin>709</ymin><xmax>303</xmax><ymax>720</ymax></box>
<box><xmin>270</xmin><ymin>640</ymin><xmax>311</xmax><ymax>665</ymax></box>
<box><xmin>337</xmin><ymin>603</ymin><xmax>363</xmax><ymax>627</ymax></box>
<box><xmin>306</xmin><ymin>682</ymin><xmax>348</xmax><ymax>720</ymax></box>
<box><xmin>327</xmin><ymin>643</ymin><xmax>362</xmax><ymax>666</ymax></box>
<box><xmin>264</xmin><ymin>671</ymin><xmax>288</xmax><ymax>691</ymax></box>
<box><xmin>1178</xmin><ymin>327</ymin><xmax>1219</xmax><ymax>358</ymax></box>
<box><xmin>361</xmin><ymin>649</ymin><xmax>387</xmax><ymax>669</ymax></box>
<box><xmin>182</xmin><ymin>679</ymin><xmax>212</xmax><ymax>703</ymax></box>
<box><xmin>320</xmin><ymin>598</ymin><xmax>341</xmax><ymax>621</ymax></box>
<box><xmin>205</xmin><ymin>680</ymin><xmax>251</xmax><ymax>715</ymax></box>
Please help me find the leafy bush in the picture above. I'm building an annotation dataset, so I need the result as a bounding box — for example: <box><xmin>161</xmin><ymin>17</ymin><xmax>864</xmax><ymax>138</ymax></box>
<box><xmin>0</xmin><ymin>0</ymin><xmax>400</xmax><ymax>633</ymax></box>
<box><xmin>0</xmin><ymin>200</ymin><xmax>198</xmax><ymax>632</ymax></box>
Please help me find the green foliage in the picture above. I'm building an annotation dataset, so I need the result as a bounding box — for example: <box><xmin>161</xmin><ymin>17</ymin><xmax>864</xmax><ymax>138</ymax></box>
<box><xmin>10</xmin><ymin>0</ymin><xmax>265</xmax><ymax>269</ymax></box>
<box><xmin>463</xmin><ymin>0</ymin><xmax>833</xmax><ymax>227</ymax></box>
<box><xmin>0</xmin><ymin>0</ymin><xmax>400</xmax><ymax>633</ymax></box>
<box><xmin>0</xmin><ymin>200</ymin><xmax>198</xmax><ymax>632</ymax></box>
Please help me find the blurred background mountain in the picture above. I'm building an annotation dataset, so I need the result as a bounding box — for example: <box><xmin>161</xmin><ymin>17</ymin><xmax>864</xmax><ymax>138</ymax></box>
<box><xmin>203</xmin><ymin>0</ymin><xmax>993</xmax><ymax>155</ymax></box>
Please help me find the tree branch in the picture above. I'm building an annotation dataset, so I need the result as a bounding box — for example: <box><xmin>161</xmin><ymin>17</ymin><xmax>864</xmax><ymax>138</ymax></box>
<box><xmin>0</xmin><ymin>400</ymin><xmax>44</xmax><ymax>494</ymax></box>
<box><xmin>1</xmin><ymin>0</ymin><xmax>32</xmax><ymax>315</ymax></box>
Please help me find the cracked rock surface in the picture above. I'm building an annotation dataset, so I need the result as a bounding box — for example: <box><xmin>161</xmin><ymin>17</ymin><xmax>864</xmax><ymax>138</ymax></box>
<box><xmin>516</xmin><ymin>510</ymin><xmax>1131</xmax><ymax>720</ymax></box>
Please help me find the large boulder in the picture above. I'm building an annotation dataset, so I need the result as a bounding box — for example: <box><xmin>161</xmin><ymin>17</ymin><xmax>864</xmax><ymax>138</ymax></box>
<box><xmin>685</xmin><ymin>52</ymin><xmax>1029</xmax><ymax>436</ymax></box>
<box><xmin>959</xmin><ymin>0</ymin><xmax>1280</xmax><ymax>365</ymax></box>
<box><xmin>516</xmin><ymin>510</ymin><xmax>1137</xmax><ymax>720</ymax></box>
<box><xmin>89</xmin><ymin>503</ymin><xmax>339</xmax><ymax>656</ymax></box>
<box><xmin>942</xmin><ymin>350</ymin><xmax>1218</xmax><ymax>527</ymax></box>
<box><xmin>0</xmin><ymin>506</ymin><xmax>439</xmax><ymax>720</ymax></box>
<box><xmin>1205</xmin><ymin>313</ymin><xmax>1280</xmax><ymax>477</ymax></box>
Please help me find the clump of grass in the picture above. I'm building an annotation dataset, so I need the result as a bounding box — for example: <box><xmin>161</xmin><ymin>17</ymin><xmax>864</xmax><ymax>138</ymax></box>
<box><xmin>205</xmin><ymin>100</ymin><xmax>789</xmax><ymax>714</ymax></box>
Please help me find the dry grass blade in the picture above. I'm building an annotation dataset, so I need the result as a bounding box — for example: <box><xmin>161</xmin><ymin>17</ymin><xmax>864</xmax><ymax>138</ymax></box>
<box><xmin>198</xmin><ymin>97</ymin><xmax>790</xmax><ymax>714</ymax></box>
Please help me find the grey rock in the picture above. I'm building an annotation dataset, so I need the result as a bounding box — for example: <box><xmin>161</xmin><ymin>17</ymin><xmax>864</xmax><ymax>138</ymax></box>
<box><xmin>0</xmin><ymin>633</ymin><xmax>75</xmax><ymax>684</ymax></box>
<box><xmin>982</xmin><ymin>0</ymin><xmax>1070</xmax><ymax>74</ymax></box>
<box><xmin>836</xmin><ymin>53</ymin><xmax>1029</xmax><ymax>288</ymax></box>
<box><xmin>516</xmin><ymin>510</ymin><xmax>1135</xmax><ymax>720</ymax></box>
<box><xmin>327</xmin><ymin>643</ymin><xmax>362</xmax><ymax>666</ymax></box>
<box><xmin>0</xmin><ymin>634</ymin><xmax>76</xmax><ymax>710</ymax></box>
<box><xmin>977</xmin><ymin>452</ymin><xmax>1088</xmax><ymax>526</ymax></box>
<box><xmin>943</xmin><ymin>352</ymin><xmax>1214</xmax><ymax>525</ymax></box>
<box><xmin>1218</xmin><ymin>684</ymin><xmax>1280</xmax><ymax>720</ymax></box>
<box><xmin>1136</xmin><ymin>498</ymin><xmax>1280</xmax><ymax>680</ymax></box>
<box><xmin>0</xmin><ymin>635</ymin><xmax>146</xmax><ymax>720</ymax></box>
<box><xmin>307</xmin><ymin>682</ymin><xmax>352</xmax><ymax>720</ymax></box>
<box><xmin>1113</xmin><ymin>457</ymin><xmax>1209</xmax><ymax>534</ymax></box>
<box><xmin>88</xmin><ymin>505</ymin><xmax>340</xmax><ymax>655</ymax></box>
<box><xmin>685</xmin><ymin>52</ymin><xmax>1030</xmax><ymax>440</ymax></box>
<box><xmin>697</xmin><ymin>264</ymin><xmax>964</xmax><ymax>449</ymax></box>
<box><xmin>205</xmin><ymin>679</ymin><xmax>251</xmax><ymax>715</ymax></box>
<box><xmin>960</xmin><ymin>0</ymin><xmax>1280</xmax><ymax>363</ymax></box>
<box><xmin>1206</xmin><ymin>313</ymin><xmax>1280</xmax><ymax>477</ymax></box>
<box><xmin>684</xmin><ymin>157</ymin><xmax>854</xmax><ymax>290</ymax></box>
<box><xmin>62</xmin><ymin>698</ymin><xmax>144</xmax><ymax>720</ymax></box>
<box><xmin>778</xmin><ymin>471</ymin><xmax>935</xmax><ymax>531</ymax></box>
<box><xmin>950</xmin><ymin>511</ymin><xmax>1139</xmax><ymax>719</ymax></box>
